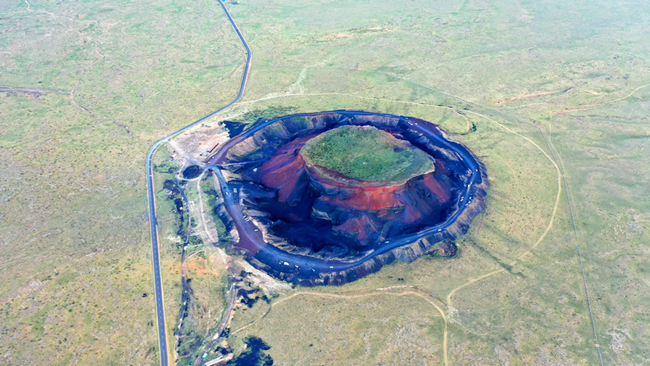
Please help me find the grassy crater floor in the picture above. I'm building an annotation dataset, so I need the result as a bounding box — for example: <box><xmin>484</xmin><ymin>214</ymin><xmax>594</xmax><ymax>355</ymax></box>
<box><xmin>300</xmin><ymin>125</ymin><xmax>434</xmax><ymax>182</ymax></box>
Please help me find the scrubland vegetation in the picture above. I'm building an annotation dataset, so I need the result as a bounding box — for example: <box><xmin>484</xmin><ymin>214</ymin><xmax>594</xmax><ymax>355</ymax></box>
<box><xmin>1</xmin><ymin>0</ymin><xmax>648</xmax><ymax>364</ymax></box>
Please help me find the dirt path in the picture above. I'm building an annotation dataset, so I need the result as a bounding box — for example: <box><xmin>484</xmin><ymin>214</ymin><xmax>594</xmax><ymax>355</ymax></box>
<box><xmin>553</xmin><ymin>83</ymin><xmax>650</xmax><ymax>115</ymax></box>
<box><xmin>176</xmin><ymin>65</ymin><xmax>649</xmax><ymax>365</ymax></box>
<box><xmin>495</xmin><ymin>88</ymin><xmax>571</xmax><ymax>106</ymax></box>
<box><xmin>234</xmin><ymin>286</ymin><xmax>449</xmax><ymax>366</ymax></box>
<box><xmin>211</xmin><ymin>89</ymin><xmax>472</xmax><ymax>133</ymax></box>
<box><xmin>0</xmin><ymin>86</ymin><xmax>69</xmax><ymax>96</ymax></box>
<box><xmin>167</xmin><ymin>73</ymin><xmax>639</xmax><ymax>364</ymax></box>
<box><xmin>446</xmin><ymin>110</ymin><xmax>563</xmax><ymax>309</ymax></box>
<box><xmin>194</xmin><ymin>172</ymin><xmax>219</xmax><ymax>245</ymax></box>
<box><xmin>212</xmin><ymin>91</ymin><xmax>562</xmax><ymax>364</ymax></box>
<box><xmin>191</xmin><ymin>285</ymin><xmax>239</xmax><ymax>366</ymax></box>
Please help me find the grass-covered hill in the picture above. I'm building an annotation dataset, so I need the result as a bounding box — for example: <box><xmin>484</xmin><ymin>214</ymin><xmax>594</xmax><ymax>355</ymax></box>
<box><xmin>301</xmin><ymin>125</ymin><xmax>434</xmax><ymax>183</ymax></box>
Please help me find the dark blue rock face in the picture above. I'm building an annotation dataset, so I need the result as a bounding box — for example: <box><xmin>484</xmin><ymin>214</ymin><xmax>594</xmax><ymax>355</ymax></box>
<box><xmin>209</xmin><ymin>111</ymin><xmax>488</xmax><ymax>286</ymax></box>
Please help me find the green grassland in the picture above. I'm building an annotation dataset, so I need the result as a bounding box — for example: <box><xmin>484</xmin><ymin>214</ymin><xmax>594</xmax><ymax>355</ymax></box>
<box><xmin>301</xmin><ymin>125</ymin><xmax>434</xmax><ymax>182</ymax></box>
<box><xmin>1</xmin><ymin>0</ymin><xmax>649</xmax><ymax>365</ymax></box>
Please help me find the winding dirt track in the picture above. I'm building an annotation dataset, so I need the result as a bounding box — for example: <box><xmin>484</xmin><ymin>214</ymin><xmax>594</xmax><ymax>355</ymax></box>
<box><xmin>221</xmin><ymin>91</ymin><xmax>565</xmax><ymax>364</ymax></box>
<box><xmin>234</xmin><ymin>286</ymin><xmax>450</xmax><ymax>366</ymax></box>
<box><xmin>445</xmin><ymin>110</ymin><xmax>563</xmax><ymax>308</ymax></box>
<box><xmin>181</xmin><ymin>51</ymin><xmax>650</xmax><ymax>364</ymax></box>
<box><xmin>150</xmin><ymin>24</ymin><xmax>650</xmax><ymax>365</ymax></box>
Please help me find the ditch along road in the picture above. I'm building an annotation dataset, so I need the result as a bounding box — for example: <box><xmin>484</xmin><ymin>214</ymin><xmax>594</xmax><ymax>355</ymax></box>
<box><xmin>144</xmin><ymin>1</ymin><xmax>252</xmax><ymax>365</ymax></box>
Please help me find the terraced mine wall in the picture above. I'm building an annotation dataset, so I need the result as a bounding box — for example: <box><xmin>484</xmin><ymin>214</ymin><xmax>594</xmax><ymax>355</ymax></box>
<box><xmin>206</xmin><ymin>111</ymin><xmax>487</xmax><ymax>285</ymax></box>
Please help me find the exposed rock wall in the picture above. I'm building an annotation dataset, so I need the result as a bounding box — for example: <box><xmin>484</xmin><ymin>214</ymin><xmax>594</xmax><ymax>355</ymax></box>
<box><xmin>211</xmin><ymin>111</ymin><xmax>487</xmax><ymax>286</ymax></box>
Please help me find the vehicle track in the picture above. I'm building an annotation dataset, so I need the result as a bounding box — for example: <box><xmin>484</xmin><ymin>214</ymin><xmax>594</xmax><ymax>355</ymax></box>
<box><xmin>217</xmin><ymin>90</ymin><xmax>567</xmax><ymax>363</ymax></box>
<box><xmin>142</xmin><ymin>10</ymin><xmax>644</xmax><ymax>364</ymax></box>
<box><xmin>233</xmin><ymin>286</ymin><xmax>450</xmax><ymax>366</ymax></box>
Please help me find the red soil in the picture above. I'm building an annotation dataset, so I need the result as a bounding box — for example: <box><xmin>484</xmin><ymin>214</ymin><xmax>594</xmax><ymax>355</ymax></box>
<box><xmin>257</xmin><ymin>134</ymin><xmax>455</xmax><ymax>245</ymax></box>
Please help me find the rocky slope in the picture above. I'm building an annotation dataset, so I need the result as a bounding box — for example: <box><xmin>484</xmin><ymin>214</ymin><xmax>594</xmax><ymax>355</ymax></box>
<box><xmin>210</xmin><ymin>110</ymin><xmax>487</xmax><ymax>285</ymax></box>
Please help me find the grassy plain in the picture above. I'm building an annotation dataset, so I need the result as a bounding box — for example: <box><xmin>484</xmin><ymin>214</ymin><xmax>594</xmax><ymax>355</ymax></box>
<box><xmin>1</xmin><ymin>0</ymin><xmax>649</xmax><ymax>365</ymax></box>
<box><xmin>0</xmin><ymin>0</ymin><xmax>243</xmax><ymax>364</ymax></box>
<box><xmin>218</xmin><ymin>0</ymin><xmax>650</xmax><ymax>364</ymax></box>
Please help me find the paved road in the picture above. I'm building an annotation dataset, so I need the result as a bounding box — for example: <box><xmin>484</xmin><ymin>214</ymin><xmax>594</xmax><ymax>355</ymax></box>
<box><xmin>144</xmin><ymin>1</ymin><xmax>252</xmax><ymax>365</ymax></box>
<box><xmin>206</xmin><ymin>111</ymin><xmax>485</xmax><ymax>280</ymax></box>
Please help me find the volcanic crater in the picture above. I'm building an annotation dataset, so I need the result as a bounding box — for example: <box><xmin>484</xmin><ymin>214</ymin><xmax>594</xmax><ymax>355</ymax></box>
<box><xmin>207</xmin><ymin>111</ymin><xmax>487</xmax><ymax>285</ymax></box>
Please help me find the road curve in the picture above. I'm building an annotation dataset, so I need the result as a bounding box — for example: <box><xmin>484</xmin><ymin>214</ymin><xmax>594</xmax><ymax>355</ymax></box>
<box><xmin>144</xmin><ymin>1</ymin><xmax>252</xmax><ymax>365</ymax></box>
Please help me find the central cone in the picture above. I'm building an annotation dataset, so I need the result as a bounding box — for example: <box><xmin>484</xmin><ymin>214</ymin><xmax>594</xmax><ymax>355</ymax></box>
<box><xmin>300</xmin><ymin>125</ymin><xmax>434</xmax><ymax>184</ymax></box>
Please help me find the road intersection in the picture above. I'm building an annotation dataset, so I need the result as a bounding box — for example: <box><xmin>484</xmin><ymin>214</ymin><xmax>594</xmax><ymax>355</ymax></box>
<box><xmin>144</xmin><ymin>1</ymin><xmax>252</xmax><ymax>364</ymax></box>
